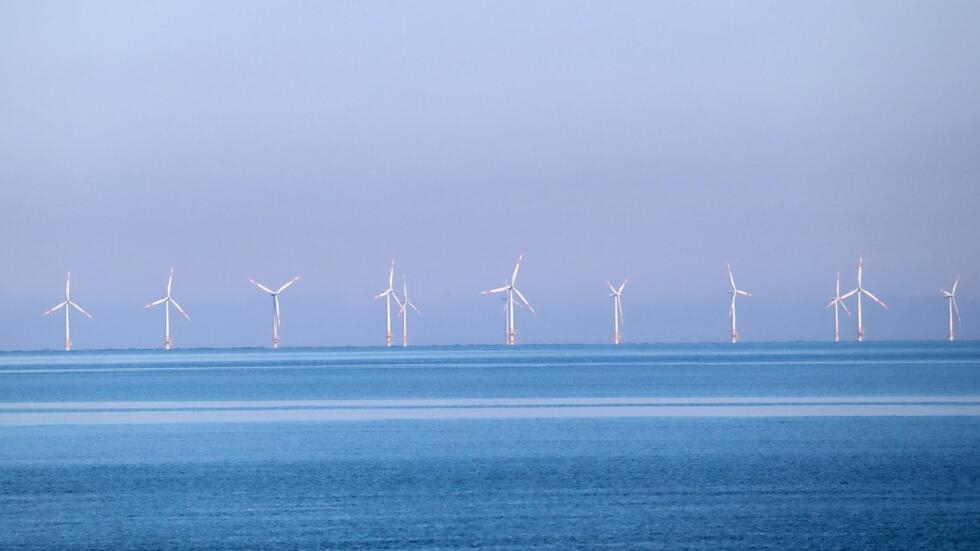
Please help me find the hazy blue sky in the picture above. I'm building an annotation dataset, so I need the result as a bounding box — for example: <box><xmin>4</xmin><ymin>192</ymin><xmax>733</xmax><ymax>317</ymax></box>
<box><xmin>2</xmin><ymin>1</ymin><xmax>979</xmax><ymax>349</ymax></box>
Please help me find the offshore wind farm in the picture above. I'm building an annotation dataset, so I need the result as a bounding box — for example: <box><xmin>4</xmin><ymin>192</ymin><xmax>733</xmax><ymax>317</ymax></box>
<box><xmin>28</xmin><ymin>256</ymin><xmax>967</xmax><ymax>350</ymax></box>
<box><xmin>3</xmin><ymin>2</ymin><xmax>980</xmax><ymax>550</ymax></box>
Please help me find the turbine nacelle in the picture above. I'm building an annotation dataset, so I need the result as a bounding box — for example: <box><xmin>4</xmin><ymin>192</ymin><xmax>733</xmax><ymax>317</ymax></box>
<box><xmin>607</xmin><ymin>278</ymin><xmax>628</xmax><ymax>297</ymax></box>
<box><xmin>942</xmin><ymin>275</ymin><xmax>960</xmax><ymax>301</ymax></box>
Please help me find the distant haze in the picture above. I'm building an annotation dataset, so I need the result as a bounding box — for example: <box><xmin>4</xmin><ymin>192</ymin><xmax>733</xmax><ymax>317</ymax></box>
<box><xmin>2</xmin><ymin>1</ymin><xmax>978</xmax><ymax>349</ymax></box>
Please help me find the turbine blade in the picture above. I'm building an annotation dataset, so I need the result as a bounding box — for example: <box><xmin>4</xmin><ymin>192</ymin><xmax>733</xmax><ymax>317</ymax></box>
<box><xmin>276</xmin><ymin>275</ymin><xmax>302</xmax><ymax>294</ymax></box>
<box><xmin>145</xmin><ymin>297</ymin><xmax>168</xmax><ymax>308</ymax></box>
<box><xmin>249</xmin><ymin>279</ymin><xmax>275</xmax><ymax>294</ymax></box>
<box><xmin>618</xmin><ymin>278</ymin><xmax>628</xmax><ymax>294</ymax></box>
<box><xmin>70</xmin><ymin>301</ymin><xmax>94</xmax><ymax>319</ymax></box>
<box><xmin>43</xmin><ymin>301</ymin><xmax>67</xmax><ymax>316</ymax></box>
<box><xmin>952</xmin><ymin>276</ymin><xmax>959</xmax><ymax>295</ymax></box>
<box><xmin>513</xmin><ymin>287</ymin><xmax>535</xmax><ymax>313</ymax></box>
<box><xmin>392</xmin><ymin>294</ymin><xmax>404</xmax><ymax>308</ymax></box>
<box><xmin>66</xmin><ymin>272</ymin><xmax>71</xmax><ymax>299</ymax></box>
<box><xmin>952</xmin><ymin>297</ymin><xmax>961</xmax><ymax>322</ymax></box>
<box><xmin>388</xmin><ymin>259</ymin><xmax>395</xmax><ymax>288</ymax></box>
<box><xmin>167</xmin><ymin>267</ymin><xmax>174</xmax><ymax>296</ymax></box>
<box><xmin>482</xmin><ymin>286</ymin><xmax>508</xmax><ymax>295</ymax></box>
<box><xmin>409</xmin><ymin>301</ymin><xmax>421</xmax><ymax>314</ymax></box>
<box><xmin>512</xmin><ymin>254</ymin><xmax>523</xmax><ymax>284</ymax></box>
<box><xmin>607</xmin><ymin>281</ymin><xmax>617</xmax><ymax>294</ymax></box>
<box><xmin>729</xmin><ymin>295</ymin><xmax>736</xmax><ymax>318</ymax></box>
<box><xmin>862</xmin><ymin>288</ymin><xmax>888</xmax><ymax>308</ymax></box>
<box><xmin>839</xmin><ymin>299</ymin><xmax>851</xmax><ymax>316</ymax></box>
<box><xmin>736</xmin><ymin>289</ymin><xmax>751</xmax><ymax>297</ymax></box>
<box><xmin>840</xmin><ymin>289</ymin><xmax>858</xmax><ymax>300</ymax></box>
<box><xmin>727</xmin><ymin>264</ymin><xmax>736</xmax><ymax>290</ymax></box>
<box><xmin>171</xmin><ymin>299</ymin><xmax>191</xmax><ymax>320</ymax></box>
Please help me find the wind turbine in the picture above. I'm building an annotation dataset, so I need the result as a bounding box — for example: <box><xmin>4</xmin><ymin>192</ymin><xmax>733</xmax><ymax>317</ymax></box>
<box><xmin>398</xmin><ymin>276</ymin><xmax>421</xmax><ymax>347</ymax></box>
<box><xmin>482</xmin><ymin>254</ymin><xmax>535</xmax><ymax>345</ymax></box>
<box><xmin>374</xmin><ymin>258</ymin><xmax>403</xmax><ymax>347</ymax></box>
<box><xmin>145</xmin><ymin>267</ymin><xmax>190</xmax><ymax>350</ymax></box>
<box><xmin>607</xmin><ymin>279</ymin><xmax>628</xmax><ymax>345</ymax></box>
<box><xmin>42</xmin><ymin>272</ymin><xmax>94</xmax><ymax>351</ymax></box>
<box><xmin>249</xmin><ymin>275</ymin><xmax>302</xmax><ymax>349</ymax></box>
<box><xmin>942</xmin><ymin>275</ymin><xmax>960</xmax><ymax>341</ymax></box>
<box><xmin>826</xmin><ymin>272</ymin><xmax>851</xmax><ymax>343</ymax></box>
<box><xmin>727</xmin><ymin>264</ymin><xmax>751</xmax><ymax>343</ymax></box>
<box><xmin>839</xmin><ymin>257</ymin><xmax>888</xmax><ymax>342</ymax></box>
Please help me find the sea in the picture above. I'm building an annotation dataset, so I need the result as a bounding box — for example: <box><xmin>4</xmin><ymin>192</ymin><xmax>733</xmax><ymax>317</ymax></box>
<box><xmin>1</xmin><ymin>342</ymin><xmax>979</xmax><ymax>550</ymax></box>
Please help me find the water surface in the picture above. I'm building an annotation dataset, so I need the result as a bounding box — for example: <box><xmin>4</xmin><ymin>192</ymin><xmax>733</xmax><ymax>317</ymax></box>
<box><xmin>1</xmin><ymin>343</ymin><xmax>978</xmax><ymax>549</ymax></box>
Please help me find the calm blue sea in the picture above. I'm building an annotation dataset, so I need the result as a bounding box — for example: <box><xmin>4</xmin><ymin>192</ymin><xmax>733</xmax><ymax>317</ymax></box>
<box><xmin>1</xmin><ymin>342</ymin><xmax>979</xmax><ymax>549</ymax></box>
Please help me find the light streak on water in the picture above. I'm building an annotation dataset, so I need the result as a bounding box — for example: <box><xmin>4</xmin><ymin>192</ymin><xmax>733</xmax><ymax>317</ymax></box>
<box><xmin>3</xmin><ymin>395</ymin><xmax>979</xmax><ymax>425</ymax></box>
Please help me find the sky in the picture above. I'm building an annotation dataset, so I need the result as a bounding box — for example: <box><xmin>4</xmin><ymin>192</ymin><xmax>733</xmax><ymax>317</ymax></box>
<box><xmin>2</xmin><ymin>1</ymin><xmax>979</xmax><ymax>350</ymax></box>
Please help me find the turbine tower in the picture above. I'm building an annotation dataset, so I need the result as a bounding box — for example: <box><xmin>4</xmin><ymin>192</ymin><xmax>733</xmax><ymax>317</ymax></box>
<box><xmin>839</xmin><ymin>257</ymin><xmax>888</xmax><ymax>342</ymax></box>
<box><xmin>942</xmin><ymin>275</ymin><xmax>960</xmax><ymax>341</ymax></box>
<box><xmin>398</xmin><ymin>276</ymin><xmax>421</xmax><ymax>347</ymax></box>
<box><xmin>43</xmin><ymin>272</ymin><xmax>94</xmax><ymax>351</ymax></box>
<box><xmin>482</xmin><ymin>254</ymin><xmax>535</xmax><ymax>345</ymax></box>
<box><xmin>826</xmin><ymin>272</ymin><xmax>851</xmax><ymax>343</ymax></box>
<box><xmin>249</xmin><ymin>275</ymin><xmax>301</xmax><ymax>349</ymax></box>
<box><xmin>607</xmin><ymin>279</ymin><xmax>628</xmax><ymax>344</ymax></box>
<box><xmin>727</xmin><ymin>264</ymin><xmax>752</xmax><ymax>343</ymax></box>
<box><xmin>374</xmin><ymin>258</ymin><xmax>403</xmax><ymax>347</ymax></box>
<box><xmin>145</xmin><ymin>267</ymin><xmax>190</xmax><ymax>350</ymax></box>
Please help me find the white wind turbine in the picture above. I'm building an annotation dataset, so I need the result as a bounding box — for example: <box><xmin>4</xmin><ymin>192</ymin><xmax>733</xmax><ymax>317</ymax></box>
<box><xmin>607</xmin><ymin>279</ymin><xmax>628</xmax><ymax>345</ymax></box>
<box><xmin>43</xmin><ymin>272</ymin><xmax>94</xmax><ymax>351</ymax></box>
<box><xmin>826</xmin><ymin>272</ymin><xmax>851</xmax><ymax>343</ymax></box>
<box><xmin>145</xmin><ymin>267</ymin><xmax>190</xmax><ymax>350</ymax></box>
<box><xmin>838</xmin><ymin>257</ymin><xmax>888</xmax><ymax>342</ymax></box>
<box><xmin>482</xmin><ymin>254</ymin><xmax>535</xmax><ymax>345</ymax></box>
<box><xmin>398</xmin><ymin>276</ymin><xmax>421</xmax><ymax>347</ymax></box>
<box><xmin>249</xmin><ymin>275</ymin><xmax>302</xmax><ymax>349</ymax></box>
<box><xmin>942</xmin><ymin>275</ymin><xmax>960</xmax><ymax>341</ymax></box>
<box><xmin>374</xmin><ymin>258</ymin><xmax>403</xmax><ymax>347</ymax></box>
<box><xmin>727</xmin><ymin>264</ymin><xmax>752</xmax><ymax>343</ymax></box>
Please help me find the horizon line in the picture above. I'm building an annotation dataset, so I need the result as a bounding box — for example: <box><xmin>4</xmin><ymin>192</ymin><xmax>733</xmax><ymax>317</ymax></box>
<box><xmin>1</xmin><ymin>339</ymin><xmax>977</xmax><ymax>354</ymax></box>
